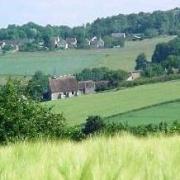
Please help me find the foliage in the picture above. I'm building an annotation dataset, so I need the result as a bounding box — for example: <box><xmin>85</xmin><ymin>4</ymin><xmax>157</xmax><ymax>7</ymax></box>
<box><xmin>19</xmin><ymin>42</ymin><xmax>45</xmax><ymax>52</ymax></box>
<box><xmin>76</xmin><ymin>67</ymin><xmax>128</xmax><ymax>89</ymax></box>
<box><xmin>119</xmin><ymin>74</ymin><xmax>180</xmax><ymax>88</ymax></box>
<box><xmin>103</xmin><ymin>36</ymin><xmax>125</xmax><ymax>48</ymax></box>
<box><xmin>26</xmin><ymin>71</ymin><xmax>49</xmax><ymax>101</ymax></box>
<box><xmin>135</xmin><ymin>53</ymin><xmax>149</xmax><ymax>70</ymax></box>
<box><xmin>136</xmin><ymin>37</ymin><xmax>180</xmax><ymax>77</ymax></box>
<box><xmin>142</xmin><ymin>63</ymin><xmax>165</xmax><ymax>77</ymax></box>
<box><xmin>144</xmin><ymin>28</ymin><xmax>159</xmax><ymax>38</ymax></box>
<box><xmin>152</xmin><ymin>37</ymin><xmax>180</xmax><ymax>64</ymax></box>
<box><xmin>2</xmin><ymin>44</ymin><xmax>14</xmax><ymax>54</ymax></box>
<box><xmin>83</xmin><ymin>116</ymin><xmax>105</xmax><ymax>135</ymax></box>
<box><xmin>66</xmin><ymin>118</ymin><xmax>180</xmax><ymax>140</ymax></box>
<box><xmin>0</xmin><ymin>80</ymin><xmax>66</xmax><ymax>144</ymax></box>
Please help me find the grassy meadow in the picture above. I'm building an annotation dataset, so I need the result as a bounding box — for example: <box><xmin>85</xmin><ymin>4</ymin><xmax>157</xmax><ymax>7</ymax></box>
<box><xmin>106</xmin><ymin>100</ymin><xmax>180</xmax><ymax>126</ymax></box>
<box><xmin>0</xmin><ymin>36</ymin><xmax>174</xmax><ymax>76</ymax></box>
<box><xmin>46</xmin><ymin>80</ymin><xmax>180</xmax><ymax>125</ymax></box>
<box><xmin>0</xmin><ymin>135</ymin><xmax>180</xmax><ymax>180</ymax></box>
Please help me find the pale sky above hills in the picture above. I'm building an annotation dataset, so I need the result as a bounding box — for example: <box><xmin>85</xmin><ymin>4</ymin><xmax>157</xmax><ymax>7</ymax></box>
<box><xmin>0</xmin><ymin>0</ymin><xmax>179</xmax><ymax>27</ymax></box>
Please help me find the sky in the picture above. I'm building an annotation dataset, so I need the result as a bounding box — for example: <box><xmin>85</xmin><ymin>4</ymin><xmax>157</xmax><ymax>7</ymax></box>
<box><xmin>0</xmin><ymin>0</ymin><xmax>179</xmax><ymax>28</ymax></box>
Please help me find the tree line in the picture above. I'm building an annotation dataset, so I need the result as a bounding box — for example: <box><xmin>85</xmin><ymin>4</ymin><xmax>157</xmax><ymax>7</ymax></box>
<box><xmin>135</xmin><ymin>36</ymin><xmax>180</xmax><ymax>77</ymax></box>
<box><xmin>0</xmin><ymin>8</ymin><xmax>179</xmax><ymax>44</ymax></box>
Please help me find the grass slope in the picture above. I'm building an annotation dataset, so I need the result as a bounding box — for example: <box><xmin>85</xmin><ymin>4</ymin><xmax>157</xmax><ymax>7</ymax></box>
<box><xmin>0</xmin><ymin>36</ymin><xmax>173</xmax><ymax>75</ymax></box>
<box><xmin>46</xmin><ymin>80</ymin><xmax>180</xmax><ymax>125</ymax></box>
<box><xmin>0</xmin><ymin>135</ymin><xmax>180</xmax><ymax>180</ymax></box>
<box><xmin>106</xmin><ymin>100</ymin><xmax>180</xmax><ymax>126</ymax></box>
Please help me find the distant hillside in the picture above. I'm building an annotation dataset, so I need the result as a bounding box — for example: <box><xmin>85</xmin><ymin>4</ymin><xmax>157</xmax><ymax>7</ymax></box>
<box><xmin>0</xmin><ymin>8</ymin><xmax>179</xmax><ymax>42</ymax></box>
<box><xmin>0</xmin><ymin>36</ymin><xmax>173</xmax><ymax>75</ymax></box>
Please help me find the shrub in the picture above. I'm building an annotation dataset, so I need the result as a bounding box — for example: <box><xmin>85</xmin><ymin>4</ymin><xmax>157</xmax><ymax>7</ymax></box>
<box><xmin>64</xmin><ymin>126</ymin><xmax>85</xmax><ymax>141</ymax></box>
<box><xmin>26</xmin><ymin>71</ymin><xmax>49</xmax><ymax>101</ymax></box>
<box><xmin>83</xmin><ymin>116</ymin><xmax>105</xmax><ymax>135</ymax></box>
<box><xmin>0</xmin><ymin>80</ymin><xmax>66</xmax><ymax>144</ymax></box>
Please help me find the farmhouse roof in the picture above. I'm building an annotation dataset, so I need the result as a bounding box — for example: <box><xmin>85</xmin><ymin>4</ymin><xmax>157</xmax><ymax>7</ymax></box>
<box><xmin>49</xmin><ymin>76</ymin><xmax>78</xmax><ymax>93</ymax></box>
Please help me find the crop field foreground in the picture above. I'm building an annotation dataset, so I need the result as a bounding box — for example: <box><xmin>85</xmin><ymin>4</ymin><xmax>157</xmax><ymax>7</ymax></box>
<box><xmin>47</xmin><ymin>80</ymin><xmax>180</xmax><ymax>125</ymax></box>
<box><xmin>0</xmin><ymin>135</ymin><xmax>180</xmax><ymax>180</ymax></box>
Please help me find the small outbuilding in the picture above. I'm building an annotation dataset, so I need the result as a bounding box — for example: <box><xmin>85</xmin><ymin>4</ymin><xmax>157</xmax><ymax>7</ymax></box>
<box><xmin>127</xmin><ymin>71</ymin><xmax>141</xmax><ymax>81</ymax></box>
<box><xmin>78</xmin><ymin>80</ymin><xmax>96</xmax><ymax>94</ymax></box>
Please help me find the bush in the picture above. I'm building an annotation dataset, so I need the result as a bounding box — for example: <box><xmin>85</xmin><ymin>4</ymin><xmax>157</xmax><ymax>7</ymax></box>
<box><xmin>64</xmin><ymin>126</ymin><xmax>85</xmax><ymax>141</ymax></box>
<box><xmin>26</xmin><ymin>71</ymin><xmax>49</xmax><ymax>101</ymax></box>
<box><xmin>0</xmin><ymin>80</ymin><xmax>66</xmax><ymax>144</ymax></box>
<box><xmin>83</xmin><ymin>116</ymin><xmax>105</xmax><ymax>135</ymax></box>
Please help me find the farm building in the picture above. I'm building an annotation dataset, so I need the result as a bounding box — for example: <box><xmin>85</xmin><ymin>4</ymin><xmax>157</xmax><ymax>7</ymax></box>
<box><xmin>66</xmin><ymin>38</ymin><xmax>78</xmax><ymax>48</ymax></box>
<box><xmin>127</xmin><ymin>71</ymin><xmax>141</xmax><ymax>81</ymax></box>
<box><xmin>111</xmin><ymin>33</ymin><xmax>126</xmax><ymax>39</ymax></box>
<box><xmin>78</xmin><ymin>81</ymin><xmax>96</xmax><ymax>94</ymax></box>
<box><xmin>90</xmin><ymin>37</ymin><xmax>104</xmax><ymax>48</ymax></box>
<box><xmin>49</xmin><ymin>76</ymin><xmax>79</xmax><ymax>100</ymax></box>
<box><xmin>58</xmin><ymin>38</ymin><xmax>68</xmax><ymax>49</ymax></box>
<box><xmin>49</xmin><ymin>76</ymin><xmax>96</xmax><ymax>100</ymax></box>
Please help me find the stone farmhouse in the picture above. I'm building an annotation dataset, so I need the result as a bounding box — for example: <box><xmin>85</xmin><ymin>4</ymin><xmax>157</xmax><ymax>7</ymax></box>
<box><xmin>50</xmin><ymin>36</ymin><xmax>77</xmax><ymax>49</ymax></box>
<box><xmin>49</xmin><ymin>76</ymin><xmax>96</xmax><ymax>100</ymax></box>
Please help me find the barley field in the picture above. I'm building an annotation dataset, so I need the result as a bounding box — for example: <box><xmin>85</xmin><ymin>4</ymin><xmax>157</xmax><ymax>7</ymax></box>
<box><xmin>0</xmin><ymin>135</ymin><xmax>180</xmax><ymax>180</ymax></box>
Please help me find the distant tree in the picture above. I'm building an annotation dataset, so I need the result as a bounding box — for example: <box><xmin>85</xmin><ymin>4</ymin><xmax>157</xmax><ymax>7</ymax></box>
<box><xmin>162</xmin><ymin>55</ymin><xmax>180</xmax><ymax>74</ymax></box>
<box><xmin>83</xmin><ymin>116</ymin><xmax>105</xmax><ymax>135</ymax></box>
<box><xmin>2</xmin><ymin>44</ymin><xmax>14</xmax><ymax>54</ymax></box>
<box><xmin>103</xmin><ymin>36</ymin><xmax>125</xmax><ymax>48</ymax></box>
<box><xmin>76</xmin><ymin>67</ymin><xmax>128</xmax><ymax>88</ymax></box>
<box><xmin>144</xmin><ymin>28</ymin><xmax>159</xmax><ymax>38</ymax></box>
<box><xmin>135</xmin><ymin>53</ymin><xmax>149</xmax><ymax>70</ymax></box>
<box><xmin>26</xmin><ymin>71</ymin><xmax>49</xmax><ymax>101</ymax></box>
<box><xmin>143</xmin><ymin>64</ymin><xmax>164</xmax><ymax>77</ymax></box>
<box><xmin>152</xmin><ymin>43</ymin><xmax>171</xmax><ymax>63</ymax></box>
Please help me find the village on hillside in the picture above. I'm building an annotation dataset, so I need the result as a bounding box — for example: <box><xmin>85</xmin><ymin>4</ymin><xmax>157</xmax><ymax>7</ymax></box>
<box><xmin>0</xmin><ymin>32</ymin><xmax>144</xmax><ymax>53</ymax></box>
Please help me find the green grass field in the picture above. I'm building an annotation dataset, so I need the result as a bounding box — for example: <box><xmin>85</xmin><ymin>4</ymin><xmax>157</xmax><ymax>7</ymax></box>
<box><xmin>46</xmin><ymin>80</ymin><xmax>180</xmax><ymax>125</ymax></box>
<box><xmin>0</xmin><ymin>135</ymin><xmax>180</xmax><ymax>180</ymax></box>
<box><xmin>106</xmin><ymin>100</ymin><xmax>180</xmax><ymax>126</ymax></box>
<box><xmin>0</xmin><ymin>36</ymin><xmax>174</xmax><ymax>76</ymax></box>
